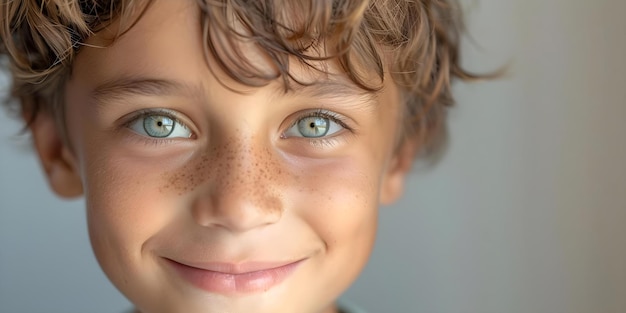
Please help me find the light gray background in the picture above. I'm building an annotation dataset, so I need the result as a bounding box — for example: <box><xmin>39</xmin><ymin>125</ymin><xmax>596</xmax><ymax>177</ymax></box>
<box><xmin>1</xmin><ymin>0</ymin><xmax>625</xmax><ymax>312</ymax></box>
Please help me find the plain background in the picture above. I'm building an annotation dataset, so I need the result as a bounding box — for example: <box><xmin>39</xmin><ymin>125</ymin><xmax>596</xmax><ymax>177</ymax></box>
<box><xmin>1</xmin><ymin>0</ymin><xmax>625</xmax><ymax>312</ymax></box>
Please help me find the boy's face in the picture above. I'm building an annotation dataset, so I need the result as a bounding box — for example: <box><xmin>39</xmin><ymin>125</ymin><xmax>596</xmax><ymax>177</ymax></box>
<box><xmin>33</xmin><ymin>1</ymin><xmax>416</xmax><ymax>313</ymax></box>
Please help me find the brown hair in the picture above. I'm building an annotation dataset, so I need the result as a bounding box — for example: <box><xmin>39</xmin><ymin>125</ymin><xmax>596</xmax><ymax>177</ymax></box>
<box><xmin>0</xmin><ymin>0</ymin><xmax>478</xmax><ymax>156</ymax></box>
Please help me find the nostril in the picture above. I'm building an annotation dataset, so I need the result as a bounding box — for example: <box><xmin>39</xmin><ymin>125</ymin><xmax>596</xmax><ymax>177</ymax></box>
<box><xmin>191</xmin><ymin>197</ymin><xmax>213</xmax><ymax>227</ymax></box>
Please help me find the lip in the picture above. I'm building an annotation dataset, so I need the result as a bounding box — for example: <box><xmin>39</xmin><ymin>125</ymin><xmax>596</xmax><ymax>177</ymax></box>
<box><xmin>164</xmin><ymin>258</ymin><xmax>305</xmax><ymax>294</ymax></box>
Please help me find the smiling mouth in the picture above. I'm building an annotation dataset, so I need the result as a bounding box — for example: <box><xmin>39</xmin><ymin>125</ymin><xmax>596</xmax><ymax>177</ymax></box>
<box><xmin>164</xmin><ymin>258</ymin><xmax>305</xmax><ymax>294</ymax></box>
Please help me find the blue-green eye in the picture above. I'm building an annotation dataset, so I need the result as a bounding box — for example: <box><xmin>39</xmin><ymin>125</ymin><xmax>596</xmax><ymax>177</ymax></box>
<box><xmin>297</xmin><ymin>116</ymin><xmax>329</xmax><ymax>137</ymax></box>
<box><xmin>128</xmin><ymin>113</ymin><xmax>192</xmax><ymax>138</ymax></box>
<box><xmin>284</xmin><ymin>113</ymin><xmax>344</xmax><ymax>138</ymax></box>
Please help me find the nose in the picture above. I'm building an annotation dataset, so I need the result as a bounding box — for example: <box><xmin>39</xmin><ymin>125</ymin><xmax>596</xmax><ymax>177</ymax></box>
<box><xmin>191</xmin><ymin>138</ymin><xmax>284</xmax><ymax>233</ymax></box>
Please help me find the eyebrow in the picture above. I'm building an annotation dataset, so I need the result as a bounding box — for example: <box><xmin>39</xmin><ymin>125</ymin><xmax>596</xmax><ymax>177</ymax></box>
<box><xmin>91</xmin><ymin>77</ymin><xmax>205</xmax><ymax>109</ymax></box>
<box><xmin>91</xmin><ymin>75</ymin><xmax>377</xmax><ymax>109</ymax></box>
<box><xmin>276</xmin><ymin>78</ymin><xmax>376</xmax><ymax>103</ymax></box>
<box><xmin>273</xmin><ymin>79</ymin><xmax>378</xmax><ymax>108</ymax></box>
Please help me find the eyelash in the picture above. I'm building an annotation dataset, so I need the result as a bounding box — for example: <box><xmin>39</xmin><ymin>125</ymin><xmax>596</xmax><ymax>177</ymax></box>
<box><xmin>121</xmin><ymin>109</ymin><xmax>194</xmax><ymax>146</ymax></box>
<box><xmin>294</xmin><ymin>110</ymin><xmax>351</xmax><ymax>131</ymax></box>
<box><xmin>284</xmin><ymin>109</ymin><xmax>353</xmax><ymax>148</ymax></box>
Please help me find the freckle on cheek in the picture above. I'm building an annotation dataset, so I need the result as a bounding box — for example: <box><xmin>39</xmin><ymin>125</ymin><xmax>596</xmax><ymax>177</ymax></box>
<box><xmin>162</xmin><ymin>151</ymin><xmax>214</xmax><ymax>193</ymax></box>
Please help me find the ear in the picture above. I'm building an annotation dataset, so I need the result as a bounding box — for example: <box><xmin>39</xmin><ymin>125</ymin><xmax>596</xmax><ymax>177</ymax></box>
<box><xmin>379</xmin><ymin>136</ymin><xmax>420</xmax><ymax>205</ymax></box>
<box><xmin>28</xmin><ymin>111</ymin><xmax>83</xmax><ymax>198</ymax></box>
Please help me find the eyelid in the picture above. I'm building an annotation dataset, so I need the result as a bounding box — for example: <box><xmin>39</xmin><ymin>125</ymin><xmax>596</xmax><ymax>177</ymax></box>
<box><xmin>121</xmin><ymin>108</ymin><xmax>197</xmax><ymax>139</ymax></box>
<box><xmin>282</xmin><ymin>109</ymin><xmax>353</xmax><ymax>137</ymax></box>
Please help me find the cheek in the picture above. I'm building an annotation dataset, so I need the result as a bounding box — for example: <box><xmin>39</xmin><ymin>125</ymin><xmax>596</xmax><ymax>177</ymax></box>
<box><xmin>293</xmin><ymin>155</ymin><xmax>380</xmax><ymax>251</ymax></box>
<box><xmin>287</xmin><ymin>154</ymin><xmax>381</xmax><ymax>297</ymax></box>
<box><xmin>81</xmin><ymin>140</ymin><xmax>178</xmax><ymax>276</ymax></box>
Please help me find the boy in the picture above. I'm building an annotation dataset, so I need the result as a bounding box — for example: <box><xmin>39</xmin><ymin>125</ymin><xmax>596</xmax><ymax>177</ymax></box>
<box><xmin>1</xmin><ymin>0</ymin><xmax>474</xmax><ymax>312</ymax></box>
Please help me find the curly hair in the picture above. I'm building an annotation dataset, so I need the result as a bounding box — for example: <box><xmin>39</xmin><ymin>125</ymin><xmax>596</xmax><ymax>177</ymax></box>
<box><xmin>0</xmin><ymin>0</ymin><xmax>478</xmax><ymax>156</ymax></box>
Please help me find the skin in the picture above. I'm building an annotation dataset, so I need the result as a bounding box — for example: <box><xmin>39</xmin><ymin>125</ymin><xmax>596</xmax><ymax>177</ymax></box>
<box><xmin>30</xmin><ymin>1</ymin><xmax>418</xmax><ymax>312</ymax></box>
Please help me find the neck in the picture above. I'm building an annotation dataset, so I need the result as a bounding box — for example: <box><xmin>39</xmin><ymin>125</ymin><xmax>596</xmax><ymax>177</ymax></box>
<box><xmin>131</xmin><ymin>303</ymin><xmax>340</xmax><ymax>313</ymax></box>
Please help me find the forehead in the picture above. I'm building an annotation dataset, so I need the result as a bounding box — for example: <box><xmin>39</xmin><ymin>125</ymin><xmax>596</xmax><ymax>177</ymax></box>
<box><xmin>79</xmin><ymin>0</ymin><xmax>384</xmax><ymax>94</ymax></box>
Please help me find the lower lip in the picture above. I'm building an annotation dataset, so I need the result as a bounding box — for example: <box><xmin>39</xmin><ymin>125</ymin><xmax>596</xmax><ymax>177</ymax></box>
<box><xmin>166</xmin><ymin>259</ymin><xmax>303</xmax><ymax>294</ymax></box>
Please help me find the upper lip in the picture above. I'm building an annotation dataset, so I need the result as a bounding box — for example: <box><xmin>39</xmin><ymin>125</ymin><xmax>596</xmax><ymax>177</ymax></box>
<box><xmin>164</xmin><ymin>258</ymin><xmax>304</xmax><ymax>274</ymax></box>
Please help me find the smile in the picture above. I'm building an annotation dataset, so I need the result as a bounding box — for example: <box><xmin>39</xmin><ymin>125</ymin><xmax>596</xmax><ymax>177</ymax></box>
<box><xmin>164</xmin><ymin>258</ymin><xmax>305</xmax><ymax>295</ymax></box>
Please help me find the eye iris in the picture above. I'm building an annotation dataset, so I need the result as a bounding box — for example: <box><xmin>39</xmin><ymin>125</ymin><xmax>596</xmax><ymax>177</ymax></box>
<box><xmin>143</xmin><ymin>115</ymin><xmax>175</xmax><ymax>138</ymax></box>
<box><xmin>297</xmin><ymin>117</ymin><xmax>329</xmax><ymax>138</ymax></box>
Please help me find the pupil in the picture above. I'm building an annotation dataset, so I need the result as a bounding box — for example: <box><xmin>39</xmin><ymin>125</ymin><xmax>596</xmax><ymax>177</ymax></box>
<box><xmin>157</xmin><ymin>121</ymin><xmax>163</xmax><ymax>127</ymax></box>
<box><xmin>309</xmin><ymin>122</ymin><xmax>316</xmax><ymax>128</ymax></box>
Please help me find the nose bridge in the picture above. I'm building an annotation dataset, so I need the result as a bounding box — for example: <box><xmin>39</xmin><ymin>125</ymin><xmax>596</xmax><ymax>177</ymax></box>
<box><xmin>193</xmin><ymin>135</ymin><xmax>284</xmax><ymax>232</ymax></box>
